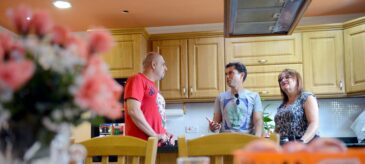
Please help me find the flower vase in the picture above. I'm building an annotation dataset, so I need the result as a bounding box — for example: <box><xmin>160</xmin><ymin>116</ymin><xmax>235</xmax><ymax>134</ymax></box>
<box><xmin>0</xmin><ymin>121</ymin><xmax>77</xmax><ymax>164</ymax></box>
<box><xmin>0</xmin><ymin>118</ymin><xmax>55</xmax><ymax>163</ymax></box>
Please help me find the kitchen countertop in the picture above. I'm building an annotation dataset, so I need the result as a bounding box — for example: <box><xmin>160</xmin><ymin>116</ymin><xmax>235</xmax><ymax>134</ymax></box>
<box><xmin>158</xmin><ymin>140</ymin><xmax>178</xmax><ymax>153</ymax></box>
<box><xmin>335</xmin><ymin>137</ymin><xmax>365</xmax><ymax>148</ymax></box>
<box><xmin>156</xmin><ymin>137</ymin><xmax>365</xmax><ymax>153</ymax></box>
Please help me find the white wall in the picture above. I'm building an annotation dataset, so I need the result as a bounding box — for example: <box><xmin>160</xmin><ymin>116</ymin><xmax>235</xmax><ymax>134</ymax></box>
<box><xmin>165</xmin><ymin>97</ymin><xmax>365</xmax><ymax>139</ymax></box>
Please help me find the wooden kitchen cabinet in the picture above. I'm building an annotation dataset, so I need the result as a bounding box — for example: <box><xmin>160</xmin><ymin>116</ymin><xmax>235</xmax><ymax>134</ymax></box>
<box><xmin>225</xmin><ymin>33</ymin><xmax>303</xmax><ymax>98</ymax></box>
<box><xmin>225</xmin><ymin>33</ymin><xmax>302</xmax><ymax>65</ymax></box>
<box><xmin>102</xmin><ymin>29</ymin><xmax>148</xmax><ymax>78</ymax></box>
<box><xmin>344</xmin><ymin>18</ymin><xmax>365</xmax><ymax>94</ymax></box>
<box><xmin>302</xmin><ymin>30</ymin><xmax>346</xmax><ymax>95</ymax></box>
<box><xmin>152</xmin><ymin>35</ymin><xmax>225</xmax><ymax>100</ymax></box>
<box><xmin>245</xmin><ymin>64</ymin><xmax>303</xmax><ymax>98</ymax></box>
<box><xmin>152</xmin><ymin>39</ymin><xmax>188</xmax><ymax>99</ymax></box>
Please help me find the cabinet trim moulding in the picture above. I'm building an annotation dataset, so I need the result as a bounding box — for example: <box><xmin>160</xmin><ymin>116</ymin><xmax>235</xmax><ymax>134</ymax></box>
<box><xmin>343</xmin><ymin>16</ymin><xmax>365</xmax><ymax>29</ymax></box>
<box><xmin>108</xmin><ymin>28</ymin><xmax>149</xmax><ymax>39</ymax></box>
<box><xmin>166</xmin><ymin>98</ymin><xmax>216</xmax><ymax>103</ymax></box>
<box><xmin>295</xmin><ymin>23</ymin><xmax>344</xmax><ymax>32</ymax></box>
<box><xmin>149</xmin><ymin>31</ymin><xmax>223</xmax><ymax>40</ymax></box>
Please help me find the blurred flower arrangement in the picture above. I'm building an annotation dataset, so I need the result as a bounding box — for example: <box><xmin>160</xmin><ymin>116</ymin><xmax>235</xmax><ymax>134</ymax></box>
<box><xmin>0</xmin><ymin>5</ymin><xmax>122</xmax><ymax>162</ymax></box>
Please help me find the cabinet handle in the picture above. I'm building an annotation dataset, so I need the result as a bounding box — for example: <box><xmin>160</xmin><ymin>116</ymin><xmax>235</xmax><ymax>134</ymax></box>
<box><xmin>259</xmin><ymin>90</ymin><xmax>269</xmax><ymax>95</ymax></box>
<box><xmin>258</xmin><ymin>59</ymin><xmax>268</xmax><ymax>64</ymax></box>
<box><xmin>339</xmin><ymin>80</ymin><xmax>343</xmax><ymax>90</ymax></box>
<box><xmin>190</xmin><ymin>87</ymin><xmax>193</xmax><ymax>96</ymax></box>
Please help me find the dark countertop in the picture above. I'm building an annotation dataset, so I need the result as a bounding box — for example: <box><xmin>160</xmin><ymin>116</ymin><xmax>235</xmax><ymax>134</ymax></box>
<box><xmin>158</xmin><ymin>140</ymin><xmax>178</xmax><ymax>153</ymax></box>
<box><xmin>345</xmin><ymin>143</ymin><xmax>365</xmax><ymax>147</ymax></box>
<box><xmin>326</xmin><ymin>137</ymin><xmax>365</xmax><ymax>148</ymax></box>
<box><xmin>158</xmin><ymin>144</ymin><xmax>178</xmax><ymax>153</ymax></box>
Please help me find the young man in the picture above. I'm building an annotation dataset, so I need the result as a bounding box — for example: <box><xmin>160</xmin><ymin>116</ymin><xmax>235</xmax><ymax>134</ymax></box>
<box><xmin>124</xmin><ymin>52</ymin><xmax>171</xmax><ymax>143</ymax></box>
<box><xmin>209</xmin><ymin>62</ymin><xmax>263</xmax><ymax>137</ymax></box>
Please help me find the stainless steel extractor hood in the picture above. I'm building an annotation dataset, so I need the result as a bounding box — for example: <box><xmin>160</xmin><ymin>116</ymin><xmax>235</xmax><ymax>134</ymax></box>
<box><xmin>224</xmin><ymin>0</ymin><xmax>311</xmax><ymax>37</ymax></box>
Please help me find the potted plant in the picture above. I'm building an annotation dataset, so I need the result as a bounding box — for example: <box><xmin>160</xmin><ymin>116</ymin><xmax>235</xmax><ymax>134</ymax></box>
<box><xmin>263</xmin><ymin>104</ymin><xmax>275</xmax><ymax>138</ymax></box>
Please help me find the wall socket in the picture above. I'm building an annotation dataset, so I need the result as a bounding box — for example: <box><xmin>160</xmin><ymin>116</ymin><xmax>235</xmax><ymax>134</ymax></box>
<box><xmin>185</xmin><ymin>126</ymin><xmax>199</xmax><ymax>133</ymax></box>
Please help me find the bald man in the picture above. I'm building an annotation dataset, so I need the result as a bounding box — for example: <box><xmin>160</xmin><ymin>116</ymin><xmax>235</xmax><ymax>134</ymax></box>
<box><xmin>124</xmin><ymin>52</ymin><xmax>170</xmax><ymax>143</ymax></box>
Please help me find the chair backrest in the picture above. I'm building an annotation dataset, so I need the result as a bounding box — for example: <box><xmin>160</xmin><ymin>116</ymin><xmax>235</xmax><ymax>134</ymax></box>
<box><xmin>80</xmin><ymin>136</ymin><xmax>157</xmax><ymax>164</ymax></box>
<box><xmin>178</xmin><ymin>133</ymin><xmax>279</xmax><ymax>164</ymax></box>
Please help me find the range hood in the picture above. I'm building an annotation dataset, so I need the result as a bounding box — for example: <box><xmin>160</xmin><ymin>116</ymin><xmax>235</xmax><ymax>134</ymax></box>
<box><xmin>224</xmin><ymin>0</ymin><xmax>311</xmax><ymax>37</ymax></box>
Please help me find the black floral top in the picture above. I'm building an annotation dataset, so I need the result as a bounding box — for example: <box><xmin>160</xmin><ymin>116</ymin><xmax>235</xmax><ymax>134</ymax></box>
<box><xmin>274</xmin><ymin>92</ymin><xmax>316</xmax><ymax>138</ymax></box>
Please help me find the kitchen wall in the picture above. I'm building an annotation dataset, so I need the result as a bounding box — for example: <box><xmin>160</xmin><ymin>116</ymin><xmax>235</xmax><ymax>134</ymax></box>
<box><xmin>165</xmin><ymin>97</ymin><xmax>365</xmax><ymax>139</ymax></box>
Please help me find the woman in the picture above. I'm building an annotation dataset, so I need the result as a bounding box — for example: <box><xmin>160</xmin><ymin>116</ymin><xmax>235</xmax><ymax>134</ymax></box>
<box><xmin>274</xmin><ymin>69</ymin><xmax>319</xmax><ymax>145</ymax></box>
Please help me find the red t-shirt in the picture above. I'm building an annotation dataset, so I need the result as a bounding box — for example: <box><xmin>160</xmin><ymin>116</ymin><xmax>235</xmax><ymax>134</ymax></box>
<box><xmin>124</xmin><ymin>73</ymin><xmax>166</xmax><ymax>140</ymax></box>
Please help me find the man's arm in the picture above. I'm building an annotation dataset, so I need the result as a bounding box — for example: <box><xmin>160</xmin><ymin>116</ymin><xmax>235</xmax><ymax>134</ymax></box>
<box><xmin>126</xmin><ymin>99</ymin><xmax>167</xmax><ymax>141</ymax></box>
<box><xmin>253</xmin><ymin>111</ymin><xmax>263</xmax><ymax>137</ymax></box>
<box><xmin>209</xmin><ymin>96</ymin><xmax>222</xmax><ymax>132</ymax></box>
<box><xmin>253</xmin><ymin>93</ymin><xmax>263</xmax><ymax>137</ymax></box>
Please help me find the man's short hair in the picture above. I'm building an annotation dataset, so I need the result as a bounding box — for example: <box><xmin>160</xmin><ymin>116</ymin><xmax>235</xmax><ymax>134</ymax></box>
<box><xmin>225</xmin><ymin>62</ymin><xmax>247</xmax><ymax>82</ymax></box>
<box><xmin>143</xmin><ymin>52</ymin><xmax>161</xmax><ymax>69</ymax></box>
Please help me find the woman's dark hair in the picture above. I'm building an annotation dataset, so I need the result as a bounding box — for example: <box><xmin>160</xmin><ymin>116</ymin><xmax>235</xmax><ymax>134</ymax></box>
<box><xmin>225</xmin><ymin>62</ymin><xmax>247</xmax><ymax>82</ymax></box>
<box><xmin>278</xmin><ymin>69</ymin><xmax>303</xmax><ymax>104</ymax></box>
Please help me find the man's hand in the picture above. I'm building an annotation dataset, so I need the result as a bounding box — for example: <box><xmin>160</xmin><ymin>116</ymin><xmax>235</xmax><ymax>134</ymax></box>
<box><xmin>207</xmin><ymin>117</ymin><xmax>221</xmax><ymax>132</ymax></box>
<box><xmin>166</xmin><ymin>132</ymin><xmax>175</xmax><ymax>145</ymax></box>
<box><xmin>157</xmin><ymin>133</ymin><xmax>169</xmax><ymax>143</ymax></box>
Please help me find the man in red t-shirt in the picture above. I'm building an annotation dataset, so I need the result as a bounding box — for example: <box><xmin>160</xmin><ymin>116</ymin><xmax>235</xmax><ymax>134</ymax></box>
<box><xmin>124</xmin><ymin>52</ymin><xmax>170</xmax><ymax>143</ymax></box>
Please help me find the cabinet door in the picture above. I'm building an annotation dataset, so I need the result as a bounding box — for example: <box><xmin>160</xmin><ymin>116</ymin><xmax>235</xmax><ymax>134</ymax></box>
<box><xmin>303</xmin><ymin>30</ymin><xmax>345</xmax><ymax>95</ymax></box>
<box><xmin>153</xmin><ymin>40</ymin><xmax>188</xmax><ymax>99</ymax></box>
<box><xmin>245</xmin><ymin>64</ymin><xmax>303</xmax><ymax>98</ymax></box>
<box><xmin>345</xmin><ymin>23</ymin><xmax>365</xmax><ymax>93</ymax></box>
<box><xmin>188</xmin><ymin>37</ymin><xmax>225</xmax><ymax>98</ymax></box>
<box><xmin>225</xmin><ymin>33</ymin><xmax>302</xmax><ymax>65</ymax></box>
<box><xmin>102</xmin><ymin>34</ymin><xmax>144</xmax><ymax>78</ymax></box>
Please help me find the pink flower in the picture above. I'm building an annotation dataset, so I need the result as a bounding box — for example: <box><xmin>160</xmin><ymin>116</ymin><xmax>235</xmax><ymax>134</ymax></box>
<box><xmin>74</xmin><ymin>56</ymin><xmax>122</xmax><ymax>119</ymax></box>
<box><xmin>0</xmin><ymin>33</ymin><xmax>25</xmax><ymax>61</ymax></box>
<box><xmin>74</xmin><ymin>73</ymin><xmax>123</xmax><ymax>119</ymax></box>
<box><xmin>87</xmin><ymin>28</ymin><xmax>114</xmax><ymax>55</ymax></box>
<box><xmin>0</xmin><ymin>60</ymin><xmax>35</xmax><ymax>91</ymax></box>
<box><xmin>51</xmin><ymin>25</ymin><xmax>70</xmax><ymax>47</ymax></box>
<box><xmin>31</xmin><ymin>11</ymin><xmax>53</xmax><ymax>37</ymax></box>
<box><xmin>0</xmin><ymin>45</ymin><xmax>4</xmax><ymax>61</ymax></box>
<box><xmin>0</xmin><ymin>33</ymin><xmax>14</xmax><ymax>53</ymax></box>
<box><xmin>6</xmin><ymin>5</ymin><xmax>32</xmax><ymax>35</ymax></box>
<box><xmin>66</xmin><ymin>35</ymin><xmax>88</xmax><ymax>59</ymax></box>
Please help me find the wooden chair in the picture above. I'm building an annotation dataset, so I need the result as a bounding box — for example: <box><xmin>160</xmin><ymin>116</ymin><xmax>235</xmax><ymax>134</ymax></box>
<box><xmin>178</xmin><ymin>133</ymin><xmax>279</xmax><ymax>164</ymax></box>
<box><xmin>80</xmin><ymin>136</ymin><xmax>158</xmax><ymax>164</ymax></box>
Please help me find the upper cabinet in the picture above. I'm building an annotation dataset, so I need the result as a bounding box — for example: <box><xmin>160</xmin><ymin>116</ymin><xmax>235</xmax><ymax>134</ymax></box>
<box><xmin>152</xmin><ymin>39</ymin><xmax>188</xmax><ymax>99</ymax></box>
<box><xmin>344</xmin><ymin>18</ymin><xmax>365</xmax><ymax>94</ymax></box>
<box><xmin>245</xmin><ymin>64</ymin><xmax>303</xmax><ymax>97</ymax></box>
<box><xmin>225</xmin><ymin>33</ymin><xmax>303</xmax><ymax>65</ymax></box>
<box><xmin>102</xmin><ymin>29</ymin><xmax>148</xmax><ymax>78</ymax></box>
<box><xmin>225</xmin><ymin>33</ymin><xmax>303</xmax><ymax>98</ymax></box>
<box><xmin>302</xmin><ymin>30</ymin><xmax>346</xmax><ymax>95</ymax></box>
<box><xmin>188</xmin><ymin>37</ymin><xmax>225</xmax><ymax>99</ymax></box>
<box><xmin>152</xmin><ymin>34</ymin><xmax>225</xmax><ymax>100</ymax></box>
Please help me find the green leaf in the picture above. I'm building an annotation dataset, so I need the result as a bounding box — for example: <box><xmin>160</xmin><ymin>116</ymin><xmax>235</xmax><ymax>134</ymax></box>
<box><xmin>263</xmin><ymin>117</ymin><xmax>272</xmax><ymax>122</ymax></box>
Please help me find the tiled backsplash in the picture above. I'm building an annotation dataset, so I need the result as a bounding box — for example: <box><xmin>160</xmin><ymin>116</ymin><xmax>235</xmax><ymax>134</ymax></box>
<box><xmin>165</xmin><ymin>97</ymin><xmax>365</xmax><ymax>139</ymax></box>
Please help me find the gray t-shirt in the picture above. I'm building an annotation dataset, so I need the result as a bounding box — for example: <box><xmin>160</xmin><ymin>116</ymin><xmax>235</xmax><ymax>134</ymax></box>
<box><xmin>214</xmin><ymin>89</ymin><xmax>263</xmax><ymax>134</ymax></box>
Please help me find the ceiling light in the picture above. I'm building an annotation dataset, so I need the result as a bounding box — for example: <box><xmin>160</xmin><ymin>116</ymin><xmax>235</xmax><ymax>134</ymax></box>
<box><xmin>53</xmin><ymin>0</ymin><xmax>72</xmax><ymax>9</ymax></box>
<box><xmin>122</xmin><ymin>10</ymin><xmax>129</xmax><ymax>14</ymax></box>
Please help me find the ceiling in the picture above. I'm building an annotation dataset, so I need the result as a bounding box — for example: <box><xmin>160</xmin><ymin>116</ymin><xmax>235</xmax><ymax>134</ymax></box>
<box><xmin>1</xmin><ymin>0</ymin><xmax>365</xmax><ymax>32</ymax></box>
